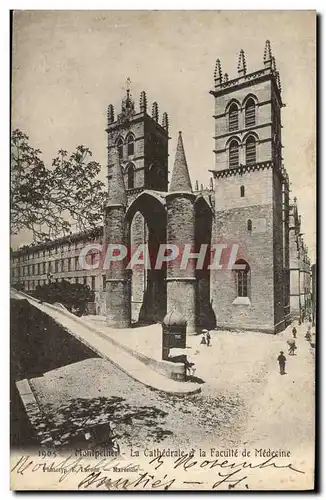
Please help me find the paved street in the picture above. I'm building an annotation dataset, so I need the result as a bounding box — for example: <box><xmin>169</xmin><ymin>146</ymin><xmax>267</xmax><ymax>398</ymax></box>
<box><xmin>11</xmin><ymin>294</ymin><xmax>315</xmax><ymax>482</ymax></box>
<box><xmin>11</xmin><ymin>297</ymin><xmax>243</xmax><ymax>450</ymax></box>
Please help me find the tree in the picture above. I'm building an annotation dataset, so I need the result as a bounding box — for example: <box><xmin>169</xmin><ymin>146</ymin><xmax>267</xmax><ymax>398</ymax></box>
<box><xmin>33</xmin><ymin>280</ymin><xmax>95</xmax><ymax>316</ymax></box>
<box><xmin>11</xmin><ymin>129</ymin><xmax>106</xmax><ymax>243</ymax></box>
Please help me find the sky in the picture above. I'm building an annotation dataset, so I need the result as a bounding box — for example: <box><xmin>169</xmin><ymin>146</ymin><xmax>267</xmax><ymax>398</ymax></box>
<box><xmin>11</xmin><ymin>10</ymin><xmax>316</xmax><ymax>260</ymax></box>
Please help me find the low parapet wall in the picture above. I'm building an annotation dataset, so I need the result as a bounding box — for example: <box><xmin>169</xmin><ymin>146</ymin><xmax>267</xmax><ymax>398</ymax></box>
<box><xmin>11</xmin><ymin>288</ymin><xmax>187</xmax><ymax>382</ymax></box>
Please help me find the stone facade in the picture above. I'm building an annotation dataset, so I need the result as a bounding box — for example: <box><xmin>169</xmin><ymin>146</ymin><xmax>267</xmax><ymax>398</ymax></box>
<box><xmin>11</xmin><ymin>41</ymin><xmax>312</xmax><ymax>334</ymax></box>
<box><xmin>10</xmin><ymin>227</ymin><xmax>107</xmax><ymax>316</ymax></box>
<box><xmin>289</xmin><ymin>197</ymin><xmax>312</xmax><ymax>320</ymax></box>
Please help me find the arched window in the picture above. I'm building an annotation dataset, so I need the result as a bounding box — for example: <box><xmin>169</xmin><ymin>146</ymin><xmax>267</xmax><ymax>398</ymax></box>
<box><xmin>245</xmin><ymin>136</ymin><xmax>256</xmax><ymax>165</ymax></box>
<box><xmin>127</xmin><ymin>134</ymin><xmax>134</xmax><ymax>156</ymax></box>
<box><xmin>229</xmin><ymin>104</ymin><xmax>239</xmax><ymax>131</ymax></box>
<box><xmin>245</xmin><ymin>98</ymin><xmax>256</xmax><ymax>127</ymax></box>
<box><xmin>126</xmin><ymin>163</ymin><xmax>135</xmax><ymax>189</ymax></box>
<box><xmin>234</xmin><ymin>260</ymin><xmax>250</xmax><ymax>298</ymax></box>
<box><xmin>229</xmin><ymin>140</ymin><xmax>239</xmax><ymax>168</ymax></box>
<box><xmin>247</xmin><ymin>219</ymin><xmax>252</xmax><ymax>232</ymax></box>
<box><xmin>240</xmin><ymin>185</ymin><xmax>245</xmax><ymax>197</ymax></box>
<box><xmin>117</xmin><ymin>138</ymin><xmax>124</xmax><ymax>159</ymax></box>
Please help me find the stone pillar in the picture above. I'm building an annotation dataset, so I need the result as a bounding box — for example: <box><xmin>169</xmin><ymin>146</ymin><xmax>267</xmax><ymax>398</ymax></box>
<box><xmin>104</xmin><ymin>147</ymin><xmax>131</xmax><ymax>328</ymax></box>
<box><xmin>166</xmin><ymin>192</ymin><xmax>196</xmax><ymax>333</ymax></box>
<box><xmin>105</xmin><ymin>204</ymin><xmax>131</xmax><ymax>328</ymax></box>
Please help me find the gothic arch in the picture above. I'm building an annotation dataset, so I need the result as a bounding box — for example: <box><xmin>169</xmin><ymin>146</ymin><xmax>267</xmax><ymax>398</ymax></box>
<box><xmin>194</xmin><ymin>194</ymin><xmax>213</xmax><ymax>213</ymax></box>
<box><xmin>125</xmin><ymin>190</ymin><xmax>167</xmax><ymax>325</ymax></box>
<box><xmin>242</xmin><ymin>93</ymin><xmax>259</xmax><ymax>107</ymax></box>
<box><xmin>125</xmin><ymin>190</ymin><xmax>166</xmax><ymax>223</ymax></box>
<box><xmin>244</xmin><ymin>135</ymin><xmax>257</xmax><ymax>165</ymax></box>
<box><xmin>233</xmin><ymin>259</ymin><xmax>251</xmax><ymax>298</ymax></box>
<box><xmin>225</xmin><ymin>135</ymin><xmax>241</xmax><ymax>148</ymax></box>
<box><xmin>194</xmin><ymin>195</ymin><xmax>215</xmax><ymax>329</ymax></box>
<box><xmin>242</xmin><ymin>130</ymin><xmax>260</xmax><ymax>144</ymax></box>
<box><xmin>116</xmin><ymin>136</ymin><xmax>124</xmax><ymax>159</ymax></box>
<box><xmin>126</xmin><ymin>133</ymin><xmax>135</xmax><ymax>156</ymax></box>
<box><xmin>227</xmin><ymin>137</ymin><xmax>241</xmax><ymax>168</ymax></box>
<box><xmin>125</xmin><ymin>162</ymin><xmax>135</xmax><ymax>189</ymax></box>
<box><xmin>225</xmin><ymin>98</ymin><xmax>241</xmax><ymax>114</ymax></box>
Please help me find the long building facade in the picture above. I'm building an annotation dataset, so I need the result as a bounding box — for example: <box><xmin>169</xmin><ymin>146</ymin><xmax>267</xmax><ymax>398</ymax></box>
<box><xmin>11</xmin><ymin>40</ymin><xmax>312</xmax><ymax>333</ymax></box>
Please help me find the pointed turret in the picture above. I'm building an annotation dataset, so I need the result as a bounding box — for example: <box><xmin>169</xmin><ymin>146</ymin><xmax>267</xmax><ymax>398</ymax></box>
<box><xmin>209</xmin><ymin>177</ymin><xmax>214</xmax><ymax>190</ymax></box>
<box><xmin>214</xmin><ymin>58</ymin><xmax>222</xmax><ymax>88</ymax></box>
<box><xmin>107</xmin><ymin>104</ymin><xmax>115</xmax><ymax>125</ymax></box>
<box><xmin>237</xmin><ymin>49</ymin><xmax>247</xmax><ymax>76</ymax></box>
<box><xmin>224</xmin><ymin>73</ymin><xmax>229</xmax><ymax>83</ymax></box>
<box><xmin>119</xmin><ymin>77</ymin><xmax>135</xmax><ymax>121</ymax></box>
<box><xmin>162</xmin><ymin>112</ymin><xmax>169</xmax><ymax>132</ymax></box>
<box><xmin>152</xmin><ymin>102</ymin><xmax>159</xmax><ymax>121</ymax></box>
<box><xmin>276</xmin><ymin>72</ymin><xmax>282</xmax><ymax>93</ymax></box>
<box><xmin>169</xmin><ymin>132</ymin><xmax>192</xmax><ymax>192</ymax></box>
<box><xmin>195</xmin><ymin>180</ymin><xmax>199</xmax><ymax>191</ymax></box>
<box><xmin>107</xmin><ymin>148</ymin><xmax>127</xmax><ymax>206</ymax></box>
<box><xmin>263</xmin><ymin>40</ymin><xmax>273</xmax><ymax>68</ymax></box>
<box><xmin>139</xmin><ymin>90</ymin><xmax>147</xmax><ymax>113</ymax></box>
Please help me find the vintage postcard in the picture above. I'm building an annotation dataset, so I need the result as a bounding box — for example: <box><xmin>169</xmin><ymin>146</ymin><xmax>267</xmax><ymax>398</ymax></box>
<box><xmin>10</xmin><ymin>10</ymin><xmax>316</xmax><ymax>491</ymax></box>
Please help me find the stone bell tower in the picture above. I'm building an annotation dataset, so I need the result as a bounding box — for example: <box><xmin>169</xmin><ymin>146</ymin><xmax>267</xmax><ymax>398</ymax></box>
<box><xmin>105</xmin><ymin>81</ymin><xmax>170</xmax><ymax>324</ymax></box>
<box><xmin>106</xmin><ymin>79</ymin><xmax>170</xmax><ymax>194</ymax></box>
<box><xmin>210</xmin><ymin>41</ymin><xmax>290</xmax><ymax>333</ymax></box>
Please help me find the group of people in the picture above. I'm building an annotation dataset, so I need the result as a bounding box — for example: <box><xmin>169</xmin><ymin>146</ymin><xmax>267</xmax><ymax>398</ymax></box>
<box><xmin>200</xmin><ymin>329</ymin><xmax>211</xmax><ymax>346</ymax></box>
<box><xmin>277</xmin><ymin>314</ymin><xmax>313</xmax><ymax>375</ymax></box>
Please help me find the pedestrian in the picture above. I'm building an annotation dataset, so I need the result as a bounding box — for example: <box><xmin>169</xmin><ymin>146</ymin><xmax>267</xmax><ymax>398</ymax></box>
<box><xmin>288</xmin><ymin>340</ymin><xmax>297</xmax><ymax>355</ymax></box>
<box><xmin>305</xmin><ymin>331</ymin><xmax>311</xmax><ymax>342</ymax></box>
<box><xmin>292</xmin><ymin>326</ymin><xmax>297</xmax><ymax>339</ymax></box>
<box><xmin>200</xmin><ymin>330</ymin><xmax>207</xmax><ymax>345</ymax></box>
<box><xmin>206</xmin><ymin>330</ymin><xmax>211</xmax><ymax>347</ymax></box>
<box><xmin>277</xmin><ymin>351</ymin><xmax>286</xmax><ymax>375</ymax></box>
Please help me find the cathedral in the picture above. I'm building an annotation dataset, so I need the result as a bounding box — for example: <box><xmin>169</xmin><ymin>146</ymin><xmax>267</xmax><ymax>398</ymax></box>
<box><xmin>10</xmin><ymin>40</ymin><xmax>312</xmax><ymax>334</ymax></box>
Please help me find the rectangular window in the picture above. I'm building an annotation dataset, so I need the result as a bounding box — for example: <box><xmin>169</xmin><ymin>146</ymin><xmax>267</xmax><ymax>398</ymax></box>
<box><xmin>102</xmin><ymin>275</ymin><xmax>106</xmax><ymax>291</ymax></box>
<box><xmin>91</xmin><ymin>276</ymin><xmax>96</xmax><ymax>290</ymax></box>
<box><xmin>236</xmin><ymin>269</ymin><xmax>249</xmax><ymax>298</ymax></box>
<box><xmin>55</xmin><ymin>260</ymin><xmax>59</xmax><ymax>273</ymax></box>
<box><xmin>83</xmin><ymin>276</ymin><xmax>87</xmax><ymax>286</ymax></box>
<box><xmin>75</xmin><ymin>256</ymin><xmax>79</xmax><ymax>271</ymax></box>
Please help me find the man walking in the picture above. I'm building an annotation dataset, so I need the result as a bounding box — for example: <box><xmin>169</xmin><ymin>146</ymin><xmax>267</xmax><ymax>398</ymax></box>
<box><xmin>206</xmin><ymin>330</ymin><xmax>211</xmax><ymax>347</ymax></box>
<box><xmin>288</xmin><ymin>340</ymin><xmax>297</xmax><ymax>355</ymax></box>
<box><xmin>277</xmin><ymin>351</ymin><xmax>286</xmax><ymax>375</ymax></box>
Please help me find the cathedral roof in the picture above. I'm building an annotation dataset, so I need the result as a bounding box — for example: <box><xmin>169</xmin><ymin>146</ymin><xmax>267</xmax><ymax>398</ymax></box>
<box><xmin>107</xmin><ymin>148</ymin><xmax>127</xmax><ymax>206</ymax></box>
<box><xmin>169</xmin><ymin>131</ymin><xmax>192</xmax><ymax>193</ymax></box>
